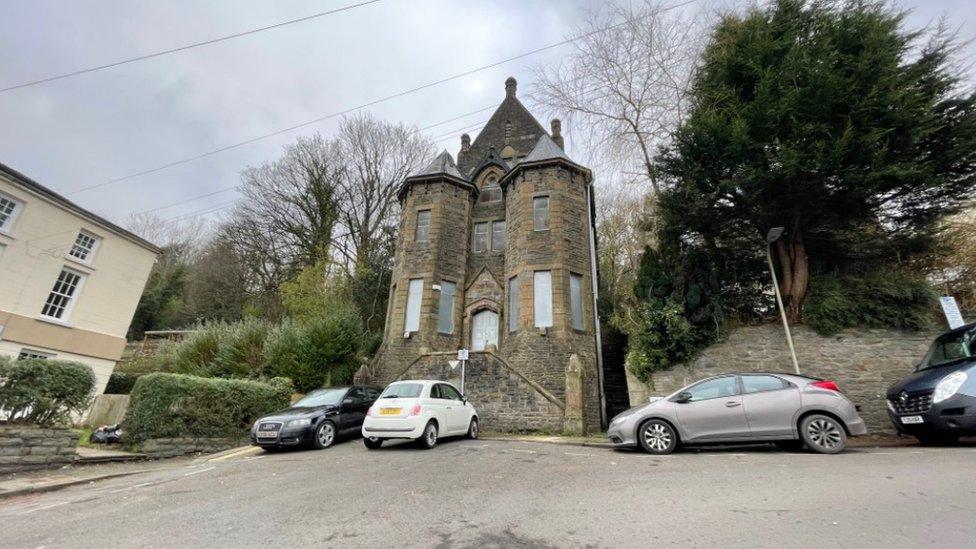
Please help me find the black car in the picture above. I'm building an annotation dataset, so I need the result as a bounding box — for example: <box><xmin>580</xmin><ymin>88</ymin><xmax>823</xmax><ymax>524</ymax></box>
<box><xmin>251</xmin><ymin>385</ymin><xmax>381</xmax><ymax>450</ymax></box>
<box><xmin>886</xmin><ymin>323</ymin><xmax>976</xmax><ymax>445</ymax></box>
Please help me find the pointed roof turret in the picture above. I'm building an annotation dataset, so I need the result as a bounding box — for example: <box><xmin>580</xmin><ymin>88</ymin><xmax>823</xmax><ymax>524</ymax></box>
<box><xmin>523</xmin><ymin>133</ymin><xmax>574</xmax><ymax>164</ymax></box>
<box><xmin>398</xmin><ymin>150</ymin><xmax>476</xmax><ymax>201</ymax></box>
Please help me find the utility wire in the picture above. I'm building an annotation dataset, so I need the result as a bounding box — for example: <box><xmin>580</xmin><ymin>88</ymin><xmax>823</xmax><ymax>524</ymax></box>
<box><xmin>63</xmin><ymin>0</ymin><xmax>701</xmax><ymax>196</ymax></box>
<box><xmin>0</xmin><ymin>0</ymin><xmax>383</xmax><ymax>93</ymax></box>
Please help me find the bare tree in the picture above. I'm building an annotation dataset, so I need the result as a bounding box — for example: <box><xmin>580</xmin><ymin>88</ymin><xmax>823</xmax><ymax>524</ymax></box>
<box><xmin>124</xmin><ymin>212</ymin><xmax>209</xmax><ymax>256</ymax></box>
<box><xmin>234</xmin><ymin>133</ymin><xmax>344</xmax><ymax>274</ymax></box>
<box><xmin>332</xmin><ymin>112</ymin><xmax>435</xmax><ymax>271</ymax></box>
<box><xmin>531</xmin><ymin>0</ymin><xmax>707</xmax><ymax>194</ymax></box>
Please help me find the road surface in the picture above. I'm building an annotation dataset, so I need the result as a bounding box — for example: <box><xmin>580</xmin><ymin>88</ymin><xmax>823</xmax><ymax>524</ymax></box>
<box><xmin>2</xmin><ymin>438</ymin><xmax>975</xmax><ymax>548</ymax></box>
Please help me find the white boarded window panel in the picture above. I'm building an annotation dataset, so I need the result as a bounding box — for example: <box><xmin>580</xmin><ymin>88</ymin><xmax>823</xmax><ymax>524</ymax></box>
<box><xmin>534</xmin><ymin>271</ymin><xmax>552</xmax><ymax>328</ymax></box>
<box><xmin>437</xmin><ymin>281</ymin><xmax>455</xmax><ymax>334</ymax></box>
<box><xmin>533</xmin><ymin>196</ymin><xmax>549</xmax><ymax>231</ymax></box>
<box><xmin>508</xmin><ymin>276</ymin><xmax>518</xmax><ymax>332</ymax></box>
<box><xmin>404</xmin><ymin>278</ymin><xmax>423</xmax><ymax>333</ymax></box>
<box><xmin>570</xmin><ymin>274</ymin><xmax>584</xmax><ymax>331</ymax></box>
<box><xmin>473</xmin><ymin>222</ymin><xmax>488</xmax><ymax>252</ymax></box>
<box><xmin>42</xmin><ymin>268</ymin><xmax>84</xmax><ymax>320</ymax></box>
<box><xmin>492</xmin><ymin>220</ymin><xmax>506</xmax><ymax>251</ymax></box>
<box><xmin>415</xmin><ymin>210</ymin><xmax>431</xmax><ymax>243</ymax></box>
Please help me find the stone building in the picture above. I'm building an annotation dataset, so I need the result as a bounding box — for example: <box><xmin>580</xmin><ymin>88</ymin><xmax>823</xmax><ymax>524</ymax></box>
<box><xmin>370</xmin><ymin>77</ymin><xmax>606</xmax><ymax>433</ymax></box>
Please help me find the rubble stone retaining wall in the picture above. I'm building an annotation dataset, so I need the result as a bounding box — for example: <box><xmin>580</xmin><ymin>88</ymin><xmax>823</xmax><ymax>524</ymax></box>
<box><xmin>138</xmin><ymin>437</ymin><xmax>244</xmax><ymax>458</ymax></box>
<box><xmin>628</xmin><ymin>324</ymin><xmax>943</xmax><ymax>434</ymax></box>
<box><xmin>0</xmin><ymin>425</ymin><xmax>79</xmax><ymax>473</ymax></box>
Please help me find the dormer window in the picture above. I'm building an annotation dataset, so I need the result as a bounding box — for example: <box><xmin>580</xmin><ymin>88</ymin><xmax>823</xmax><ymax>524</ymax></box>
<box><xmin>479</xmin><ymin>176</ymin><xmax>502</xmax><ymax>203</ymax></box>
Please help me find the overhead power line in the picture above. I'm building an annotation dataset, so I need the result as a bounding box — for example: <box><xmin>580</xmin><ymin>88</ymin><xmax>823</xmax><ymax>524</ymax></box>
<box><xmin>0</xmin><ymin>0</ymin><xmax>383</xmax><ymax>93</ymax></box>
<box><xmin>64</xmin><ymin>0</ymin><xmax>702</xmax><ymax>196</ymax></box>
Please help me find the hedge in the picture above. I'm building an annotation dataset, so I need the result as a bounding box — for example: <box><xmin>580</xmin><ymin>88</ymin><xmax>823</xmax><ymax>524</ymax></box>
<box><xmin>123</xmin><ymin>372</ymin><xmax>292</xmax><ymax>443</ymax></box>
<box><xmin>0</xmin><ymin>357</ymin><xmax>96</xmax><ymax>426</ymax></box>
<box><xmin>104</xmin><ymin>372</ymin><xmax>145</xmax><ymax>395</ymax></box>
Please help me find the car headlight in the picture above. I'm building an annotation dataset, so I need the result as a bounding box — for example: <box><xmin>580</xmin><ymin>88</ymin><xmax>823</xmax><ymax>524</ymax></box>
<box><xmin>287</xmin><ymin>418</ymin><xmax>312</xmax><ymax>428</ymax></box>
<box><xmin>610</xmin><ymin>413</ymin><xmax>632</xmax><ymax>426</ymax></box>
<box><xmin>886</xmin><ymin>399</ymin><xmax>895</xmax><ymax>413</ymax></box>
<box><xmin>933</xmin><ymin>371</ymin><xmax>968</xmax><ymax>404</ymax></box>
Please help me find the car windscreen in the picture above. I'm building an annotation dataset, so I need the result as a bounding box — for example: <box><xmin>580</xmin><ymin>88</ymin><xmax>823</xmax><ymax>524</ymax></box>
<box><xmin>293</xmin><ymin>388</ymin><xmax>346</xmax><ymax>407</ymax></box>
<box><xmin>379</xmin><ymin>383</ymin><xmax>423</xmax><ymax>399</ymax></box>
<box><xmin>919</xmin><ymin>329</ymin><xmax>975</xmax><ymax>370</ymax></box>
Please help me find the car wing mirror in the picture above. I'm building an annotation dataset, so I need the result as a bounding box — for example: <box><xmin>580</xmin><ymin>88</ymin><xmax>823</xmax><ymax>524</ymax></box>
<box><xmin>342</xmin><ymin>397</ymin><xmax>354</xmax><ymax>405</ymax></box>
<box><xmin>674</xmin><ymin>392</ymin><xmax>692</xmax><ymax>404</ymax></box>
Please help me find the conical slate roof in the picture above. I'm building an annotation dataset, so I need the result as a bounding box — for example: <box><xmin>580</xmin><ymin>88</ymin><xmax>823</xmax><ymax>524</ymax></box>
<box><xmin>523</xmin><ymin>133</ymin><xmax>574</xmax><ymax>164</ymax></box>
<box><xmin>411</xmin><ymin>150</ymin><xmax>465</xmax><ymax>180</ymax></box>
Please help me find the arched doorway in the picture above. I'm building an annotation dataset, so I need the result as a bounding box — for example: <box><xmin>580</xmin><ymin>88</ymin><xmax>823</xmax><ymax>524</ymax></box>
<box><xmin>471</xmin><ymin>310</ymin><xmax>499</xmax><ymax>351</ymax></box>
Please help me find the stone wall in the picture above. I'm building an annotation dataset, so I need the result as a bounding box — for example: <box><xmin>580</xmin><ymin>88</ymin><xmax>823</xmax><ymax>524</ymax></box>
<box><xmin>393</xmin><ymin>352</ymin><xmax>565</xmax><ymax>433</ymax></box>
<box><xmin>83</xmin><ymin>394</ymin><xmax>130</xmax><ymax>427</ymax></box>
<box><xmin>628</xmin><ymin>324</ymin><xmax>942</xmax><ymax>434</ymax></box>
<box><xmin>138</xmin><ymin>437</ymin><xmax>244</xmax><ymax>458</ymax></box>
<box><xmin>0</xmin><ymin>425</ymin><xmax>78</xmax><ymax>473</ymax></box>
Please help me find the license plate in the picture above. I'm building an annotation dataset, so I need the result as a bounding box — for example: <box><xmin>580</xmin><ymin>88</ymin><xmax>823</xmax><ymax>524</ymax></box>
<box><xmin>257</xmin><ymin>431</ymin><xmax>278</xmax><ymax>438</ymax></box>
<box><xmin>380</xmin><ymin>408</ymin><xmax>401</xmax><ymax>416</ymax></box>
<box><xmin>900</xmin><ymin>416</ymin><xmax>924</xmax><ymax>424</ymax></box>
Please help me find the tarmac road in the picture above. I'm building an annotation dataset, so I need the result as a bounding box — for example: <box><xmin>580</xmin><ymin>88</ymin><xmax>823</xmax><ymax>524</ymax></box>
<box><xmin>2</xmin><ymin>438</ymin><xmax>975</xmax><ymax>548</ymax></box>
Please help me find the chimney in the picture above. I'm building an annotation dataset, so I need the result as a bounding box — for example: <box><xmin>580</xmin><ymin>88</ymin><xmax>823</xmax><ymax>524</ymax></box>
<box><xmin>551</xmin><ymin>118</ymin><xmax>564</xmax><ymax>149</ymax></box>
<box><xmin>460</xmin><ymin>133</ymin><xmax>471</xmax><ymax>153</ymax></box>
<box><xmin>505</xmin><ymin>76</ymin><xmax>517</xmax><ymax>98</ymax></box>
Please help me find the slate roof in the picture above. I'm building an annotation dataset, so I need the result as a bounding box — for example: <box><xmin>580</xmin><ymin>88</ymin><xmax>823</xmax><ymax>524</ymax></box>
<box><xmin>457</xmin><ymin>78</ymin><xmax>548</xmax><ymax>175</ymax></box>
<box><xmin>523</xmin><ymin>133</ymin><xmax>574</xmax><ymax>164</ymax></box>
<box><xmin>412</xmin><ymin>150</ymin><xmax>465</xmax><ymax>180</ymax></box>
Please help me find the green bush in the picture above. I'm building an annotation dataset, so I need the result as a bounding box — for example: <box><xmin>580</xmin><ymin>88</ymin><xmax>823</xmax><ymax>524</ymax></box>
<box><xmin>123</xmin><ymin>372</ymin><xmax>292</xmax><ymax>443</ymax></box>
<box><xmin>211</xmin><ymin>319</ymin><xmax>269</xmax><ymax>378</ymax></box>
<box><xmin>624</xmin><ymin>301</ymin><xmax>718</xmax><ymax>384</ymax></box>
<box><xmin>168</xmin><ymin>323</ymin><xmax>232</xmax><ymax>375</ymax></box>
<box><xmin>299</xmin><ymin>310</ymin><xmax>364</xmax><ymax>388</ymax></box>
<box><xmin>104</xmin><ymin>372</ymin><xmax>144</xmax><ymax>395</ymax></box>
<box><xmin>265</xmin><ymin>320</ymin><xmax>308</xmax><ymax>390</ymax></box>
<box><xmin>804</xmin><ymin>270</ymin><xmax>936</xmax><ymax>336</ymax></box>
<box><xmin>0</xmin><ymin>358</ymin><xmax>96</xmax><ymax>425</ymax></box>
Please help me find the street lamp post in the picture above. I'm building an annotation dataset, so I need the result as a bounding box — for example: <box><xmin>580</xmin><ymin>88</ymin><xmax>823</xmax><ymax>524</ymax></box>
<box><xmin>765</xmin><ymin>227</ymin><xmax>801</xmax><ymax>375</ymax></box>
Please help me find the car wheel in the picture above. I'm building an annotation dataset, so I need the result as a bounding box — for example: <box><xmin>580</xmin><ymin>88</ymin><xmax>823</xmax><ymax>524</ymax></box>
<box><xmin>799</xmin><ymin>414</ymin><xmax>846</xmax><ymax>454</ymax></box>
<box><xmin>774</xmin><ymin>440</ymin><xmax>805</xmax><ymax>452</ymax></box>
<box><xmin>915</xmin><ymin>433</ymin><xmax>959</xmax><ymax>446</ymax></box>
<box><xmin>419</xmin><ymin>421</ymin><xmax>438</xmax><ymax>449</ymax></box>
<box><xmin>637</xmin><ymin>419</ymin><xmax>677</xmax><ymax>455</ymax></box>
<box><xmin>363</xmin><ymin>437</ymin><xmax>383</xmax><ymax>450</ymax></box>
<box><xmin>312</xmin><ymin>420</ymin><xmax>336</xmax><ymax>449</ymax></box>
<box><xmin>466</xmin><ymin>418</ymin><xmax>479</xmax><ymax>440</ymax></box>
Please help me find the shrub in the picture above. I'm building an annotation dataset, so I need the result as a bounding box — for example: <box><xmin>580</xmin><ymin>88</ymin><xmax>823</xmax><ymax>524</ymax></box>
<box><xmin>299</xmin><ymin>309</ymin><xmax>364</xmax><ymax>388</ymax></box>
<box><xmin>104</xmin><ymin>372</ymin><xmax>144</xmax><ymax>395</ymax></box>
<box><xmin>0</xmin><ymin>358</ymin><xmax>96</xmax><ymax>426</ymax></box>
<box><xmin>624</xmin><ymin>301</ymin><xmax>719</xmax><ymax>384</ymax></box>
<box><xmin>265</xmin><ymin>320</ymin><xmax>308</xmax><ymax>390</ymax></box>
<box><xmin>211</xmin><ymin>319</ymin><xmax>269</xmax><ymax>378</ymax></box>
<box><xmin>123</xmin><ymin>373</ymin><xmax>292</xmax><ymax>443</ymax></box>
<box><xmin>168</xmin><ymin>323</ymin><xmax>232</xmax><ymax>375</ymax></box>
<box><xmin>804</xmin><ymin>270</ymin><xmax>936</xmax><ymax>336</ymax></box>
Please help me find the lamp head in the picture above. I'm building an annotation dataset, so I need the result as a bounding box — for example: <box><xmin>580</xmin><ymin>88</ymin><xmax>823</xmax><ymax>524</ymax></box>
<box><xmin>766</xmin><ymin>227</ymin><xmax>785</xmax><ymax>243</ymax></box>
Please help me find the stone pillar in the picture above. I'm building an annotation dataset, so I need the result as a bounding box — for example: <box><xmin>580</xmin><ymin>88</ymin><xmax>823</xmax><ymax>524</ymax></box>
<box><xmin>563</xmin><ymin>354</ymin><xmax>585</xmax><ymax>436</ymax></box>
<box><xmin>353</xmin><ymin>363</ymin><xmax>372</xmax><ymax>385</ymax></box>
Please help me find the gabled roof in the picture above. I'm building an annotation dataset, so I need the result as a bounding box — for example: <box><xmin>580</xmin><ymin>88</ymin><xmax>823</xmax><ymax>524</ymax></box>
<box><xmin>470</xmin><ymin>148</ymin><xmax>511</xmax><ymax>181</ymax></box>
<box><xmin>398</xmin><ymin>151</ymin><xmax>476</xmax><ymax>201</ymax></box>
<box><xmin>0</xmin><ymin>161</ymin><xmax>161</xmax><ymax>253</ymax></box>
<box><xmin>457</xmin><ymin>78</ymin><xmax>548</xmax><ymax>175</ymax></box>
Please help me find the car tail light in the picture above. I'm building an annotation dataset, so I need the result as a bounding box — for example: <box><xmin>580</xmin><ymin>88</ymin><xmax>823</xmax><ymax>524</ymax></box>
<box><xmin>408</xmin><ymin>404</ymin><xmax>422</xmax><ymax>417</ymax></box>
<box><xmin>811</xmin><ymin>380</ymin><xmax>841</xmax><ymax>392</ymax></box>
<box><xmin>367</xmin><ymin>406</ymin><xmax>376</xmax><ymax>417</ymax></box>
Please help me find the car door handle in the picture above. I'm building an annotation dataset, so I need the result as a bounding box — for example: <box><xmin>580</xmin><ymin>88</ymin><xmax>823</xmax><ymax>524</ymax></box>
<box><xmin>725</xmin><ymin>401</ymin><xmax>741</xmax><ymax>407</ymax></box>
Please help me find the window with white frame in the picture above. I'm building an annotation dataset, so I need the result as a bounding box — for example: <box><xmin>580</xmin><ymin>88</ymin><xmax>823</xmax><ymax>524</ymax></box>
<box><xmin>491</xmin><ymin>220</ymin><xmax>506</xmax><ymax>251</ymax></box>
<box><xmin>18</xmin><ymin>349</ymin><xmax>55</xmax><ymax>360</ymax></box>
<box><xmin>472</xmin><ymin>222</ymin><xmax>489</xmax><ymax>252</ymax></box>
<box><xmin>437</xmin><ymin>280</ymin><xmax>456</xmax><ymax>334</ymax></box>
<box><xmin>508</xmin><ymin>275</ymin><xmax>519</xmax><ymax>332</ymax></box>
<box><xmin>415</xmin><ymin>210</ymin><xmax>431</xmax><ymax>244</ymax></box>
<box><xmin>570</xmin><ymin>273</ymin><xmax>585</xmax><ymax>331</ymax></box>
<box><xmin>41</xmin><ymin>268</ymin><xmax>85</xmax><ymax>321</ymax></box>
<box><xmin>533</xmin><ymin>270</ymin><xmax>552</xmax><ymax>328</ymax></box>
<box><xmin>533</xmin><ymin>196</ymin><xmax>550</xmax><ymax>231</ymax></box>
<box><xmin>68</xmin><ymin>230</ymin><xmax>100</xmax><ymax>263</ymax></box>
<box><xmin>0</xmin><ymin>193</ymin><xmax>22</xmax><ymax>233</ymax></box>
<box><xmin>404</xmin><ymin>278</ymin><xmax>423</xmax><ymax>333</ymax></box>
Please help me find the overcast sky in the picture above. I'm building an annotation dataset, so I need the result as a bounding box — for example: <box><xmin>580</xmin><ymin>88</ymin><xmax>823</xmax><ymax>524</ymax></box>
<box><xmin>1</xmin><ymin>0</ymin><xmax>973</xmax><ymax>236</ymax></box>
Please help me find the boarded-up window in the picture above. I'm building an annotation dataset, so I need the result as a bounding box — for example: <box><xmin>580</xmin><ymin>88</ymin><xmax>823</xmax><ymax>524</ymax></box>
<box><xmin>415</xmin><ymin>210</ymin><xmax>431</xmax><ymax>244</ymax></box>
<box><xmin>404</xmin><ymin>278</ymin><xmax>423</xmax><ymax>333</ymax></box>
<box><xmin>437</xmin><ymin>281</ymin><xmax>455</xmax><ymax>334</ymax></box>
<box><xmin>534</xmin><ymin>271</ymin><xmax>552</xmax><ymax>328</ymax></box>
<box><xmin>533</xmin><ymin>196</ymin><xmax>549</xmax><ymax>231</ymax></box>
<box><xmin>508</xmin><ymin>276</ymin><xmax>518</xmax><ymax>332</ymax></box>
<box><xmin>473</xmin><ymin>222</ymin><xmax>488</xmax><ymax>252</ymax></box>
<box><xmin>570</xmin><ymin>274</ymin><xmax>584</xmax><ymax>331</ymax></box>
<box><xmin>492</xmin><ymin>220</ymin><xmax>506</xmax><ymax>251</ymax></box>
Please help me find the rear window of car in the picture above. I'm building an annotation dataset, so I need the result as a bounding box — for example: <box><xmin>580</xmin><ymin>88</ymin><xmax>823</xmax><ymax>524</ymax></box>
<box><xmin>379</xmin><ymin>383</ymin><xmax>424</xmax><ymax>399</ymax></box>
<box><xmin>741</xmin><ymin>375</ymin><xmax>787</xmax><ymax>393</ymax></box>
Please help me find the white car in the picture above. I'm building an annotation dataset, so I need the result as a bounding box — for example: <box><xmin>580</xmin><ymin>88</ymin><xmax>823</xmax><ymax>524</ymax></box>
<box><xmin>361</xmin><ymin>380</ymin><xmax>478</xmax><ymax>449</ymax></box>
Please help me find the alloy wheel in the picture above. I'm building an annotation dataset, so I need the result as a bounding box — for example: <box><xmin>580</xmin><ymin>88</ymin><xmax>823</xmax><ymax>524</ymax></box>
<box><xmin>642</xmin><ymin>423</ymin><xmax>673</xmax><ymax>453</ymax></box>
<box><xmin>317</xmin><ymin>422</ymin><xmax>335</xmax><ymax>448</ymax></box>
<box><xmin>805</xmin><ymin>418</ymin><xmax>841</xmax><ymax>450</ymax></box>
<box><xmin>426</xmin><ymin>425</ymin><xmax>438</xmax><ymax>446</ymax></box>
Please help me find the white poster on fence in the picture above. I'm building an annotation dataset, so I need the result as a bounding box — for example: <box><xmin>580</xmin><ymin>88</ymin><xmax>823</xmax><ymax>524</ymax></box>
<box><xmin>939</xmin><ymin>296</ymin><xmax>965</xmax><ymax>329</ymax></box>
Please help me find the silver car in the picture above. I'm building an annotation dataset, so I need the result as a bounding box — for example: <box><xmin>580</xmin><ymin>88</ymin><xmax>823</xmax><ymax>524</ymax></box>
<box><xmin>607</xmin><ymin>373</ymin><xmax>868</xmax><ymax>454</ymax></box>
